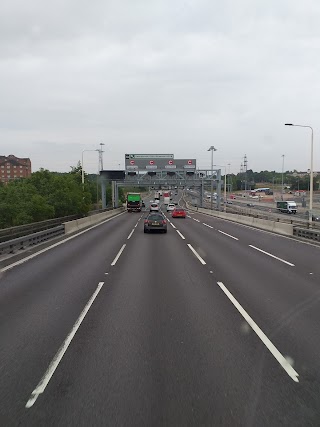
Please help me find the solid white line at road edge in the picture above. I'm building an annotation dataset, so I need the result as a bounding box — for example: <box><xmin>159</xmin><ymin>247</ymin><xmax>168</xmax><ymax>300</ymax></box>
<box><xmin>187</xmin><ymin>244</ymin><xmax>206</xmax><ymax>265</ymax></box>
<box><xmin>217</xmin><ymin>281</ymin><xmax>299</xmax><ymax>383</ymax></box>
<box><xmin>176</xmin><ymin>230</ymin><xmax>185</xmax><ymax>240</ymax></box>
<box><xmin>111</xmin><ymin>244</ymin><xmax>126</xmax><ymax>266</ymax></box>
<box><xmin>218</xmin><ymin>230</ymin><xmax>239</xmax><ymax>240</ymax></box>
<box><xmin>249</xmin><ymin>245</ymin><xmax>295</xmax><ymax>266</ymax></box>
<box><xmin>1</xmin><ymin>211</ymin><xmax>126</xmax><ymax>273</ymax></box>
<box><xmin>25</xmin><ymin>282</ymin><xmax>105</xmax><ymax>408</ymax></box>
<box><xmin>127</xmin><ymin>229</ymin><xmax>135</xmax><ymax>240</ymax></box>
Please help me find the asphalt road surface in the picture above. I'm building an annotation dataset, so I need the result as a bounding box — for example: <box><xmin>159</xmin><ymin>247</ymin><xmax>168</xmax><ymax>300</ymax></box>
<box><xmin>1</xmin><ymin>198</ymin><xmax>320</xmax><ymax>426</ymax></box>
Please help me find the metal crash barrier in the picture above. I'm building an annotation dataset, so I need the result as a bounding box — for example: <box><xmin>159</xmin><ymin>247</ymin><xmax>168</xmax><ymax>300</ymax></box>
<box><xmin>293</xmin><ymin>227</ymin><xmax>320</xmax><ymax>242</ymax></box>
<box><xmin>0</xmin><ymin>226</ymin><xmax>65</xmax><ymax>256</ymax></box>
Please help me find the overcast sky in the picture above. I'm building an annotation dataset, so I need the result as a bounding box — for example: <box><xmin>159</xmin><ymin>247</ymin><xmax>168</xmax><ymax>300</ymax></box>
<box><xmin>1</xmin><ymin>0</ymin><xmax>320</xmax><ymax>174</ymax></box>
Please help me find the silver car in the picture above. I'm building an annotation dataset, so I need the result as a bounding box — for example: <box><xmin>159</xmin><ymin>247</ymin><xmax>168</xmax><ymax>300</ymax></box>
<box><xmin>150</xmin><ymin>203</ymin><xmax>160</xmax><ymax>212</ymax></box>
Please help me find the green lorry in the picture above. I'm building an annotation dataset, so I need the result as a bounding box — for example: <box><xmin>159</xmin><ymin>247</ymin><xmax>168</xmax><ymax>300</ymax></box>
<box><xmin>126</xmin><ymin>193</ymin><xmax>142</xmax><ymax>212</ymax></box>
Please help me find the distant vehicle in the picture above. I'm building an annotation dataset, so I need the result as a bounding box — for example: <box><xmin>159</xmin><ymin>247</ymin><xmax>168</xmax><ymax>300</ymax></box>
<box><xmin>276</xmin><ymin>201</ymin><xmax>297</xmax><ymax>214</ymax></box>
<box><xmin>172</xmin><ymin>208</ymin><xmax>186</xmax><ymax>218</ymax></box>
<box><xmin>142</xmin><ymin>201</ymin><xmax>145</xmax><ymax>208</ymax></box>
<box><xmin>230</xmin><ymin>194</ymin><xmax>236</xmax><ymax>199</ymax></box>
<box><xmin>247</xmin><ymin>203</ymin><xmax>254</xmax><ymax>207</ymax></box>
<box><xmin>154</xmin><ymin>197</ymin><xmax>160</xmax><ymax>204</ymax></box>
<box><xmin>150</xmin><ymin>203</ymin><xmax>160</xmax><ymax>212</ymax></box>
<box><xmin>167</xmin><ymin>203</ymin><xmax>175</xmax><ymax>212</ymax></box>
<box><xmin>163</xmin><ymin>191</ymin><xmax>170</xmax><ymax>205</ymax></box>
<box><xmin>144</xmin><ymin>213</ymin><xmax>167</xmax><ymax>233</ymax></box>
<box><xmin>255</xmin><ymin>187</ymin><xmax>270</xmax><ymax>193</ymax></box>
<box><xmin>127</xmin><ymin>193</ymin><xmax>141</xmax><ymax>212</ymax></box>
<box><xmin>226</xmin><ymin>201</ymin><xmax>233</xmax><ymax>204</ymax></box>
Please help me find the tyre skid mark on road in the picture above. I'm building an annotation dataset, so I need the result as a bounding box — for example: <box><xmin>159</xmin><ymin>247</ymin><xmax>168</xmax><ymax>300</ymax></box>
<box><xmin>217</xmin><ymin>281</ymin><xmax>299</xmax><ymax>383</ymax></box>
<box><xmin>25</xmin><ymin>281</ymin><xmax>105</xmax><ymax>408</ymax></box>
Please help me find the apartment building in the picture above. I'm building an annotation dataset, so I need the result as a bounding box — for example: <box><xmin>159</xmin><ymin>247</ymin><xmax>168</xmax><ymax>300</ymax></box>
<box><xmin>0</xmin><ymin>154</ymin><xmax>32</xmax><ymax>183</ymax></box>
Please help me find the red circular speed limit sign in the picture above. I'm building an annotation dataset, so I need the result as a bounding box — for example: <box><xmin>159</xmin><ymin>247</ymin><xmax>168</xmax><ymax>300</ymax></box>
<box><xmin>149</xmin><ymin>160</ymin><xmax>154</xmax><ymax>165</ymax></box>
<box><xmin>168</xmin><ymin>160</ymin><xmax>173</xmax><ymax>165</ymax></box>
<box><xmin>130</xmin><ymin>160</ymin><xmax>135</xmax><ymax>165</ymax></box>
<box><xmin>187</xmin><ymin>160</ymin><xmax>192</xmax><ymax>165</ymax></box>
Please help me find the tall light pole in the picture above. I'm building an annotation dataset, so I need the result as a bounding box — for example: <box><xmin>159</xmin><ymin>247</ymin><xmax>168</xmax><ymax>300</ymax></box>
<box><xmin>99</xmin><ymin>142</ymin><xmax>105</xmax><ymax>172</ymax></box>
<box><xmin>82</xmin><ymin>149</ymin><xmax>99</xmax><ymax>186</ymax></box>
<box><xmin>97</xmin><ymin>143</ymin><xmax>105</xmax><ymax>206</ymax></box>
<box><xmin>281</xmin><ymin>154</ymin><xmax>285</xmax><ymax>199</ymax></box>
<box><xmin>214</xmin><ymin>165</ymin><xmax>227</xmax><ymax>212</ymax></box>
<box><xmin>207</xmin><ymin>146</ymin><xmax>217</xmax><ymax>210</ymax></box>
<box><xmin>285</xmin><ymin>123</ymin><xmax>314</xmax><ymax>226</ymax></box>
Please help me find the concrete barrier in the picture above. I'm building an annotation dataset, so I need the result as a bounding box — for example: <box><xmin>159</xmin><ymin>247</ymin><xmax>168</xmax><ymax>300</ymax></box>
<box><xmin>63</xmin><ymin>207</ymin><xmax>125</xmax><ymax>234</ymax></box>
<box><xmin>186</xmin><ymin>203</ymin><xmax>294</xmax><ymax>236</ymax></box>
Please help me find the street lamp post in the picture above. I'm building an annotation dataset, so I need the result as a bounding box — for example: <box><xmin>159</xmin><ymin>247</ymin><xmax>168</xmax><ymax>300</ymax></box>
<box><xmin>207</xmin><ymin>146</ymin><xmax>217</xmax><ymax>210</ymax></box>
<box><xmin>82</xmin><ymin>149</ymin><xmax>99</xmax><ymax>186</ymax></box>
<box><xmin>281</xmin><ymin>154</ymin><xmax>285</xmax><ymax>199</ymax></box>
<box><xmin>214</xmin><ymin>165</ymin><xmax>227</xmax><ymax>212</ymax></box>
<box><xmin>285</xmin><ymin>123</ymin><xmax>314</xmax><ymax>226</ymax></box>
<box><xmin>227</xmin><ymin>163</ymin><xmax>231</xmax><ymax>193</ymax></box>
<box><xmin>99</xmin><ymin>143</ymin><xmax>105</xmax><ymax>171</ymax></box>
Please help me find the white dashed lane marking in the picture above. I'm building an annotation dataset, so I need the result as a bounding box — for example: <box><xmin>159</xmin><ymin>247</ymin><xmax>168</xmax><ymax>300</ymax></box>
<box><xmin>217</xmin><ymin>281</ymin><xmax>299</xmax><ymax>383</ymax></box>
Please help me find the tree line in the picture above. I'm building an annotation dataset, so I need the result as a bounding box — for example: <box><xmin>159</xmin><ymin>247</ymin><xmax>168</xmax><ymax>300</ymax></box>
<box><xmin>0</xmin><ymin>165</ymin><xmax>126</xmax><ymax>229</ymax></box>
<box><xmin>0</xmin><ymin>165</ymin><xmax>317</xmax><ymax>229</ymax></box>
<box><xmin>226</xmin><ymin>170</ymin><xmax>318</xmax><ymax>191</ymax></box>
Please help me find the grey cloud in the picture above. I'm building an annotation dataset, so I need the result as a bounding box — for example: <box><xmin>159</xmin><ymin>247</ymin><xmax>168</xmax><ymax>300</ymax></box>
<box><xmin>1</xmin><ymin>0</ymin><xmax>320</xmax><ymax>173</ymax></box>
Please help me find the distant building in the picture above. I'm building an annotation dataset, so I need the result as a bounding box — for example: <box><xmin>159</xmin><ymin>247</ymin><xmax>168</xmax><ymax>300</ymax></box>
<box><xmin>291</xmin><ymin>171</ymin><xmax>319</xmax><ymax>178</ymax></box>
<box><xmin>0</xmin><ymin>154</ymin><xmax>32</xmax><ymax>183</ymax></box>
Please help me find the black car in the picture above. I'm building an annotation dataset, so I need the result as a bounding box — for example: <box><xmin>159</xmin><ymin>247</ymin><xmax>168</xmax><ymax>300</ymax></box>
<box><xmin>144</xmin><ymin>213</ymin><xmax>167</xmax><ymax>233</ymax></box>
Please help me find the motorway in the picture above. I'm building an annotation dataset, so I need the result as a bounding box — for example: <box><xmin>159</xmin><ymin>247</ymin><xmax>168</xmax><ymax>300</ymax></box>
<box><xmin>1</xmin><ymin>194</ymin><xmax>320</xmax><ymax>426</ymax></box>
<box><xmin>189</xmin><ymin>189</ymin><xmax>320</xmax><ymax>227</ymax></box>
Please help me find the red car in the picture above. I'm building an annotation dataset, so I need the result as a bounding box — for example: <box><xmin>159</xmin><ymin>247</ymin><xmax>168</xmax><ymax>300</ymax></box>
<box><xmin>172</xmin><ymin>208</ymin><xmax>186</xmax><ymax>218</ymax></box>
